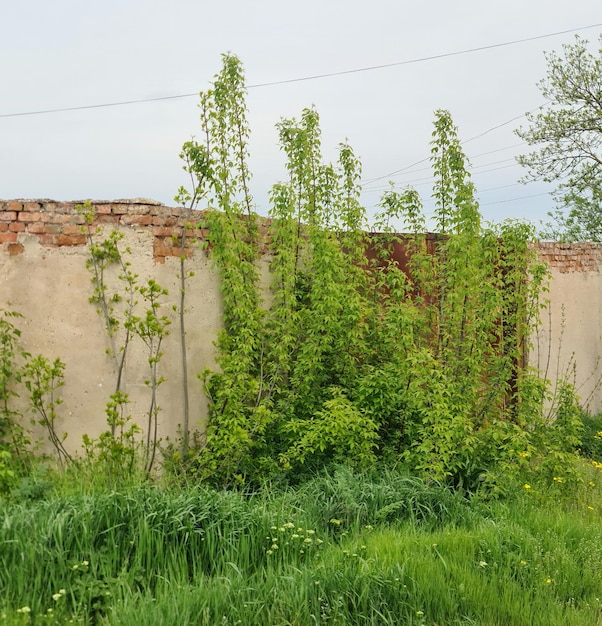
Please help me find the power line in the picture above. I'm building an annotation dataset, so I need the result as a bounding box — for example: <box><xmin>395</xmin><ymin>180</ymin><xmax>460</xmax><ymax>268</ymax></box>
<box><xmin>480</xmin><ymin>191</ymin><xmax>551</xmax><ymax>207</ymax></box>
<box><xmin>1</xmin><ymin>23</ymin><xmax>600</xmax><ymax>120</ymax></box>
<box><xmin>363</xmin><ymin>158</ymin><xmax>520</xmax><ymax>192</ymax></box>
<box><xmin>361</xmin><ymin>109</ymin><xmax>540</xmax><ymax>186</ymax></box>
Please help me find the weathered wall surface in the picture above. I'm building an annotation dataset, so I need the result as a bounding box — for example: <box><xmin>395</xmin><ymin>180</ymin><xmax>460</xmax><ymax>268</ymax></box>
<box><xmin>532</xmin><ymin>243</ymin><xmax>602</xmax><ymax>413</ymax></box>
<box><xmin>0</xmin><ymin>198</ymin><xmax>272</xmax><ymax>455</ymax></box>
<box><xmin>1</xmin><ymin>199</ymin><xmax>602</xmax><ymax>458</ymax></box>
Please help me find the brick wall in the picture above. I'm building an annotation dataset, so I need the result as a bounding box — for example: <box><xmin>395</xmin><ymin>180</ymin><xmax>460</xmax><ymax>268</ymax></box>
<box><xmin>535</xmin><ymin>242</ymin><xmax>602</xmax><ymax>273</ymax></box>
<box><xmin>0</xmin><ymin>198</ymin><xmax>210</xmax><ymax>263</ymax></box>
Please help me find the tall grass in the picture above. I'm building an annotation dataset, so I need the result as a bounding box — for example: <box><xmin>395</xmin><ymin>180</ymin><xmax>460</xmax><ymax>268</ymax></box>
<box><xmin>2</xmin><ymin>467</ymin><xmax>602</xmax><ymax>624</ymax></box>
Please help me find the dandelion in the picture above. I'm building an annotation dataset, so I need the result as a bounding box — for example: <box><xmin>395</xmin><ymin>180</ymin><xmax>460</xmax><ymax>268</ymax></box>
<box><xmin>364</xmin><ymin>524</ymin><xmax>373</xmax><ymax>530</ymax></box>
<box><xmin>16</xmin><ymin>607</ymin><xmax>31</xmax><ymax>614</ymax></box>
<box><xmin>520</xmin><ymin>560</ymin><xmax>527</xmax><ymax>566</ymax></box>
<box><xmin>81</xmin><ymin>561</ymin><xmax>89</xmax><ymax>567</ymax></box>
<box><xmin>553</xmin><ymin>476</ymin><xmax>564</xmax><ymax>483</ymax></box>
<box><xmin>291</xmin><ymin>534</ymin><xmax>300</xmax><ymax>540</ymax></box>
<box><xmin>478</xmin><ymin>561</ymin><xmax>488</xmax><ymax>568</ymax></box>
<box><xmin>545</xmin><ymin>578</ymin><xmax>552</xmax><ymax>584</ymax></box>
<box><xmin>523</xmin><ymin>484</ymin><xmax>532</xmax><ymax>490</ymax></box>
<box><xmin>518</xmin><ymin>451</ymin><xmax>529</xmax><ymax>458</ymax></box>
<box><xmin>416</xmin><ymin>610</ymin><xmax>424</xmax><ymax>617</ymax></box>
<box><xmin>283</xmin><ymin>522</ymin><xmax>295</xmax><ymax>529</ymax></box>
<box><xmin>306</xmin><ymin>529</ymin><xmax>315</xmax><ymax>535</ymax></box>
<box><xmin>588</xmin><ymin>506</ymin><xmax>594</xmax><ymax>510</ymax></box>
<box><xmin>304</xmin><ymin>538</ymin><xmax>313</xmax><ymax>544</ymax></box>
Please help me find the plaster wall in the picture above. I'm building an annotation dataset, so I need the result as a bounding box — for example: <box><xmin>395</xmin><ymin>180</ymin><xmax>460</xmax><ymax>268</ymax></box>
<box><xmin>533</xmin><ymin>243</ymin><xmax>602</xmax><ymax>413</ymax></box>
<box><xmin>0</xmin><ymin>199</ymin><xmax>271</xmax><ymax>456</ymax></box>
<box><xmin>2</xmin><ymin>199</ymin><xmax>602</xmax><ymax>461</ymax></box>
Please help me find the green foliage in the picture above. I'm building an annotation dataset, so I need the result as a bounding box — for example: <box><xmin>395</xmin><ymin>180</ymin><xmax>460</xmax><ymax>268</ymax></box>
<box><xmin>80</xmin><ymin>204</ymin><xmax>171</xmax><ymax>476</ymax></box>
<box><xmin>176</xmin><ymin>56</ymin><xmax>581</xmax><ymax>493</ymax></box>
<box><xmin>0</xmin><ymin>311</ymin><xmax>31</xmax><ymax>472</ymax></box>
<box><xmin>4</xmin><ymin>469</ymin><xmax>602</xmax><ymax>625</ymax></box>
<box><xmin>81</xmin><ymin>391</ymin><xmax>143</xmax><ymax>488</ymax></box>
<box><xmin>22</xmin><ymin>355</ymin><xmax>71</xmax><ymax>468</ymax></box>
<box><xmin>516</xmin><ymin>34</ymin><xmax>602</xmax><ymax>241</ymax></box>
<box><xmin>579</xmin><ymin>412</ymin><xmax>602</xmax><ymax>461</ymax></box>
<box><xmin>281</xmin><ymin>387</ymin><xmax>378</xmax><ymax>473</ymax></box>
<box><xmin>0</xmin><ymin>310</ymin><xmax>69</xmax><ymax>483</ymax></box>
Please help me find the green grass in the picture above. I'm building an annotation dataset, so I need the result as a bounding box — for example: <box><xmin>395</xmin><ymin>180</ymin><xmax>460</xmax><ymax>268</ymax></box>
<box><xmin>3</xmin><ymin>466</ymin><xmax>602</xmax><ymax>625</ymax></box>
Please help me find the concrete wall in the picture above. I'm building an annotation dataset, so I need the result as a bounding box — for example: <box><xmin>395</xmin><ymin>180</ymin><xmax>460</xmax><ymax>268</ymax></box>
<box><xmin>532</xmin><ymin>243</ymin><xmax>602</xmax><ymax>413</ymax></box>
<box><xmin>1</xmin><ymin>199</ymin><xmax>602</xmax><ymax>458</ymax></box>
<box><xmin>0</xmin><ymin>198</ymin><xmax>272</xmax><ymax>455</ymax></box>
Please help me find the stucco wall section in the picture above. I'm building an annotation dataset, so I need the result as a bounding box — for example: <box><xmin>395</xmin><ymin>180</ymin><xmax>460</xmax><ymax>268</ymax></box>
<box><xmin>2</xmin><ymin>200</ymin><xmax>602</xmax><ymax>459</ymax></box>
<box><xmin>0</xmin><ymin>198</ymin><xmax>270</xmax><ymax>456</ymax></box>
<box><xmin>533</xmin><ymin>243</ymin><xmax>602</xmax><ymax>413</ymax></box>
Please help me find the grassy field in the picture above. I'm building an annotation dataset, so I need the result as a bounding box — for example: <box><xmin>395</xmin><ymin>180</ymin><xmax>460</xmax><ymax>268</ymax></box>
<box><xmin>2</xmin><ymin>465</ymin><xmax>602</xmax><ymax>625</ymax></box>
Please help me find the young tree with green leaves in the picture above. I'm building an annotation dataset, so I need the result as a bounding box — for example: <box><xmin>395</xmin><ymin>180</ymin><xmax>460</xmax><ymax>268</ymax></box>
<box><xmin>178</xmin><ymin>55</ymin><xmax>579</xmax><ymax>494</ymax></box>
<box><xmin>516</xmin><ymin>34</ymin><xmax>602</xmax><ymax>241</ymax></box>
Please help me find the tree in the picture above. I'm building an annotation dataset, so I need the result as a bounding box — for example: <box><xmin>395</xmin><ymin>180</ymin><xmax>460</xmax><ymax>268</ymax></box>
<box><xmin>515</xmin><ymin>34</ymin><xmax>602</xmax><ymax>241</ymax></box>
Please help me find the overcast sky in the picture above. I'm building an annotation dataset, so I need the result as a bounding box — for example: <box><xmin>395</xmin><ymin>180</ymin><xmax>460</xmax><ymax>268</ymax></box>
<box><xmin>1</xmin><ymin>1</ymin><xmax>600</xmax><ymax>231</ymax></box>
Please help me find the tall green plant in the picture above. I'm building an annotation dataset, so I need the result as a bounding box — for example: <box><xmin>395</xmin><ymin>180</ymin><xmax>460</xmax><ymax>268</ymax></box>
<box><xmin>180</xmin><ymin>56</ymin><xmax>575</xmax><ymax>493</ymax></box>
<box><xmin>0</xmin><ymin>311</ymin><xmax>31</xmax><ymax>475</ymax></box>
<box><xmin>80</xmin><ymin>204</ymin><xmax>170</xmax><ymax>476</ymax></box>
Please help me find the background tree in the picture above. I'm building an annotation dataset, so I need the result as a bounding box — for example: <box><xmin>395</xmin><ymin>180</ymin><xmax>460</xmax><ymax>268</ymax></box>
<box><xmin>516</xmin><ymin>34</ymin><xmax>602</xmax><ymax>241</ymax></box>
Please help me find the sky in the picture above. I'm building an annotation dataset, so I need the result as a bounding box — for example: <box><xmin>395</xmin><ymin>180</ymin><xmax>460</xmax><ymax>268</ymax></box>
<box><xmin>1</xmin><ymin>0</ymin><xmax>601</xmax><ymax>231</ymax></box>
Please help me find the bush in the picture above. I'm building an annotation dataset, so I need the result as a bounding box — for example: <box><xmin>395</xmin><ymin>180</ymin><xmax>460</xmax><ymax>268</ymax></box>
<box><xmin>579</xmin><ymin>412</ymin><xmax>602</xmax><ymax>461</ymax></box>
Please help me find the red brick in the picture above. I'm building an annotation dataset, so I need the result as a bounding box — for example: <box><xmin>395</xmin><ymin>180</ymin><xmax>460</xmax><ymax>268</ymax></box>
<box><xmin>0</xmin><ymin>211</ymin><xmax>17</xmax><ymax>221</ymax></box>
<box><xmin>0</xmin><ymin>223</ymin><xmax>7</xmax><ymax>232</ymax></box>
<box><xmin>37</xmin><ymin>235</ymin><xmax>56</xmax><ymax>245</ymax></box>
<box><xmin>0</xmin><ymin>233</ymin><xmax>18</xmax><ymax>243</ymax></box>
<box><xmin>43</xmin><ymin>224</ymin><xmax>61</xmax><ymax>234</ymax></box>
<box><xmin>5</xmin><ymin>201</ymin><xmax>23</xmax><ymax>211</ymax></box>
<box><xmin>153</xmin><ymin>243</ymin><xmax>172</xmax><ymax>258</ymax></box>
<box><xmin>95</xmin><ymin>204</ymin><xmax>113</xmax><ymax>214</ymax></box>
<box><xmin>7</xmin><ymin>243</ymin><xmax>24</xmax><ymax>256</ymax></box>
<box><xmin>94</xmin><ymin>215</ymin><xmax>120</xmax><ymax>225</ymax></box>
<box><xmin>111</xmin><ymin>204</ymin><xmax>129</xmax><ymax>215</ymax></box>
<box><xmin>121</xmin><ymin>215</ymin><xmax>154</xmax><ymax>226</ymax></box>
<box><xmin>23</xmin><ymin>201</ymin><xmax>43</xmax><ymax>212</ymax></box>
<box><xmin>26</xmin><ymin>223</ymin><xmax>45</xmax><ymax>234</ymax></box>
<box><xmin>61</xmin><ymin>224</ymin><xmax>85</xmax><ymax>235</ymax></box>
<box><xmin>18</xmin><ymin>212</ymin><xmax>45</xmax><ymax>222</ymax></box>
<box><xmin>55</xmin><ymin>234</ymin><xmax>86</xmax><ymax>246</ymax></box>
<box><xmin>153</xmin><ymin>226</ymin><xmax>175</xmax><ymax>237</ymax></box>
<box><xmin>47</xmin><ymin>213</ymin><xmax>85</xmax><ymax>224</ymax></box>
<box><xmin>9</xmin><ymin>222</ymin><xmax>25</xmax><ymax>232</ymax></box>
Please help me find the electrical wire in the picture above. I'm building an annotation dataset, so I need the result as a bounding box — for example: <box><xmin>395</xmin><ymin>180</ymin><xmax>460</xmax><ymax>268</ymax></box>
<box><xmin>1</xmin><ymin>23</ymin><xmax>599</xmax><ymax>119</ymax></box>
